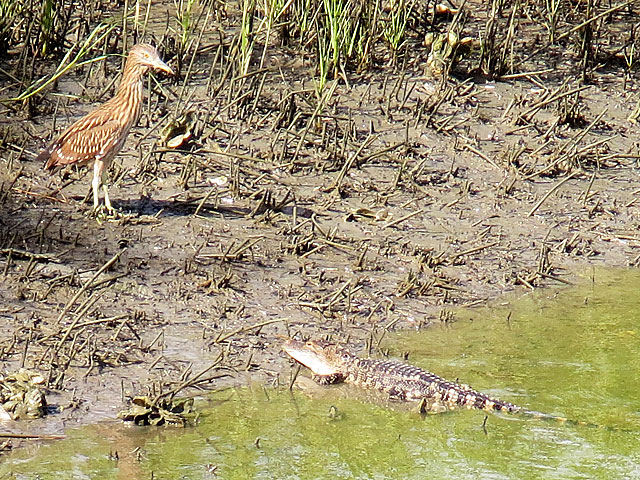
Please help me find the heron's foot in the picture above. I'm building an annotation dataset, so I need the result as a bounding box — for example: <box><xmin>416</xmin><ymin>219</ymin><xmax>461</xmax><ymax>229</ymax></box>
<box><xmin>89</xmin><ymin>203</ymin><xmax>122</xmax><ymax>221</ymax></box>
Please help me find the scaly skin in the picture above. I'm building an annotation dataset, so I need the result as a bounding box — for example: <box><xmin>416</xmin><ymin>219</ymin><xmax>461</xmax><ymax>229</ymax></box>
<box><xmin>283</xmin><ymin>339</ymin><xmax>520</xmax><ymax>413</ymax></box>
<box><xmin>283</xmin><ymin>339</ymin><xmax>618</xmax><ymax>430</ymax></box>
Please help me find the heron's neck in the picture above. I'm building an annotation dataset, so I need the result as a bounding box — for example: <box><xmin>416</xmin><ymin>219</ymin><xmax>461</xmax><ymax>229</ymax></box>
<box><xmin>114</xmin><ymin>62</ymin><xmax>146</xmax><ymax>126</ymax></box>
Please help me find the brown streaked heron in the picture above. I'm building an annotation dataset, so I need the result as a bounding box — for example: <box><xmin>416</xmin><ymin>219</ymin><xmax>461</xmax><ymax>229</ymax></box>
<box><xmin>37</xmin><ymin>44</ymin><xmax>173</xmax><ymax>213</ymax></box>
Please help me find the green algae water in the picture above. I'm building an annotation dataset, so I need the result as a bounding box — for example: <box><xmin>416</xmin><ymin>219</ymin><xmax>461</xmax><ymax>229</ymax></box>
<box><xmin>2</xmin><ymin>268</ymin><xmax>639</xmax><ymax>479</ymax></box>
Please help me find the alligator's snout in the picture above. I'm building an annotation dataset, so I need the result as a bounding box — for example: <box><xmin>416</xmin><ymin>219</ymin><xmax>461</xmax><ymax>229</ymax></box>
<box><xmin>283</xmin><ymin>339</ymin><xmax>341</xmax><ymax>376</ymax></box>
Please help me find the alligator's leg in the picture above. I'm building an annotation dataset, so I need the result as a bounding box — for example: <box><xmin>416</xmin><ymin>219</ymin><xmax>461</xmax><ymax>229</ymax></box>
<box><xmin>388</xmin><ymin>386</ymin><xmax>407</xmax><ymax>400</ymax></box>
<box><xmin>312</xmin><ymin>373</ymin><xmax>346</xmax><ymax>385</ymax></box>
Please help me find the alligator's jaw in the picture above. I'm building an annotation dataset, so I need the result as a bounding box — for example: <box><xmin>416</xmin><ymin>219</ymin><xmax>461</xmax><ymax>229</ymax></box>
<box><xmin>283</xmin><ymin>340</ymin><xmax>340</xmax><ymax>376</ymax></box>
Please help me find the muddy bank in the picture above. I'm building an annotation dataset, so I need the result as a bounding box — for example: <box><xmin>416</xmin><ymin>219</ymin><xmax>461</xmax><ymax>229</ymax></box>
<box><xmin>1</xmin><ymin>0</ymin><xmax>640</xmax><ymax>442</ymax></box>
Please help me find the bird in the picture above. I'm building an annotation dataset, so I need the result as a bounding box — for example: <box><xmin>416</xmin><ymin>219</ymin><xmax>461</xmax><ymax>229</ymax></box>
<box><xmin>37</xmin><ymin>44</ymin><xmax>174</xmax><ymax>214</ymax></box>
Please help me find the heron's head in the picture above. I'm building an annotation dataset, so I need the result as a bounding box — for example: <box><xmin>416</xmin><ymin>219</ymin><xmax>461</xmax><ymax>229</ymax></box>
<box><xmin>128</xmin><ymin>44</ymin><xmax>174</xmax><ymax>75</ymax></box>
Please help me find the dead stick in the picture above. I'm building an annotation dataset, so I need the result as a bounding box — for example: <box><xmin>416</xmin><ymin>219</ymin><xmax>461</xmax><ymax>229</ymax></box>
<box><xmin>194</xmin><ymin>186</ymin><xmax>217</xmax><ymax>216</ymax></box>
<box><xmin>464</xmin><ymin>144</ymin><xmax>499</xmax><ymax>169</ymax></box>
<box><xmin>382</xmin><ymin>209</ymin><xmax>424</xmax><ymax>229</ymax></box>
<box><xmin>332</xmin><ymin>134</ymin><xmax>378</xmax><ymax>191</ymax></box>
<box><xmin>521</xmin><ymin>110</ymin><xmax>608</xmax><ymax>181</ymax></box>
<box><xmin>291</xmin><ymin>81</ymin><xmax>338</xmax><ymax>165</ymax></box>
<box><xmin>520</xmin><ymin>85</ymin><xmax>591</xmax><ymax>122</ymax></box>
<box><xmin>556</xmin><ymin>0</ymin><xmax>636</xmax><ymax>42</ymax></box>
<box><xmin>538</xmin><ymin>272</ymin><xmax>573</xmax><ymax>285</ymax></box>
<box><xmin>527</xmin><ymin>171</ymin><xmax>579</xmax><ymax>217</ymax></box>
<box><xmin>300</xmin><ymin>244</ymin><xmax>324</xmax><ymax>259</ymax></box>
<box><xmin>154</xmin><ymin>354</ymin><xmax>224</xmax><ymax>403</ymax></box>
<box><xmin>288</xmin><ymin>364</ymin><xmax>301</xmax><ymax>391</ymax></box>
<box><xmin>358</xmin><ymin>142</ymin><xmax>405</xmax><ymax>164</ymax></box>
<box><xmin>515</xmin><ymin>0</ymin><xmax>636</xmax><ymax>68</ymax></box>
<box><xmin>0</xmin><ymin>248</ymin><xmax>60</xmax><ymax>263</ymax></box>
<box><xmin>451</xmin><ymin>241</ymin><xmax>500</xmax><ymax>260</ymax></box>
<box><xmin>499</xmin><ymin>68</ymin><xmax>554</xmax><ymax>79</ymax></box>
<box><xmin>56</xmin><ymin>249</ymin><xmax>126</xmax><ymax>324</ymax></box>
<box><xmin>522</xmin><ymin>135</ymin><xmax>611</xmax><ymax>182</ymax></box>
<box><xmin>214</xmin><ymin>318</ymin><xmax>285</xmax><ymax>344</ymax></box>
<box><xmin>0</xmin><ymin>432</ymin><xmax>65</xmax><ymax>440</ymax></box>
<box><xmin>581</xmin><ymin>170</ymin><xmax>597</xmax><ymax>206</ymax></box>
<box><xmin>516</xmin><ymin>275</ymin><xmax>535</xmax><ymax>290</ymax></box>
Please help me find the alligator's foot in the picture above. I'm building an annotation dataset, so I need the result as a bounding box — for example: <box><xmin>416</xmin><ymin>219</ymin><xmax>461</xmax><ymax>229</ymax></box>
<box><xmin>417</xmin><ymin>398</ymin><xmax>451</xmax><ymax>415</ymax></box>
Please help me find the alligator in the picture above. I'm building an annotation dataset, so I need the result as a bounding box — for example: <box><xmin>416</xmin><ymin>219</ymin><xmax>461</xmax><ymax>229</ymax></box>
<box><xmin>283</xmin><ymin>339</ymin><xmax>586</xmax><ymax>423</ymax></box>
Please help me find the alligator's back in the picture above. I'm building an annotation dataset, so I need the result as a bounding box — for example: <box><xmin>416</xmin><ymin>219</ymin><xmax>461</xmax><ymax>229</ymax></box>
<box><xmin>348</xmin><ymin>356</ymin><xmax>520</xmax><ymax>413</ymax></box>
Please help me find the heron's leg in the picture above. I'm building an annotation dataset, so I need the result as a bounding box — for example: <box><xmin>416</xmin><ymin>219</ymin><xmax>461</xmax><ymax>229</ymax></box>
<box><xmin>102</xmin><ymin>173</ymin><xmax>113</xmax><ymax>213</ymax></box>
<box><xmin>92</xmin><ymin>161</ymin><xmax>103</xmax><ymax>210</ymax></box>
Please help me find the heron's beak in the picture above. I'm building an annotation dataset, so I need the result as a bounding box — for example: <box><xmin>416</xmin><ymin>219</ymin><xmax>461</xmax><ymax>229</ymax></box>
<box><xmin>154</xmin><ymin>59</ymin><xmax>174</xmax><ymax>76</ymax></box>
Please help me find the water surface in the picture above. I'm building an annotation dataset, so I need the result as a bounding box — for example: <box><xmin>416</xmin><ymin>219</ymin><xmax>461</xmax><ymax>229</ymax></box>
<box><xmin>2</xmin><ymin>268</ymin><xmax>639</xmax><ymax>479</ymax></box>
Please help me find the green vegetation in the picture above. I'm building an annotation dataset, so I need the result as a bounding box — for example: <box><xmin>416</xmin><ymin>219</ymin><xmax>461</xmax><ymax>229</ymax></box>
<box><xmin>1</xmin><ymin>1</ymin><xmax>638</xmax><ymax>112</ymax></box>
<box><xmin>11</xmin><ymin>23</ymin><xmax>117</xmax><ymax>102</ymax></box>
<box><xmin>239</xmin><ymin>0</ymin><xmax>256</xmax><ymax>76</ymax></box>
<box><xmin>0</xmin><ymin>0</ymin><xmax>75</xmax><ymax>58</ymax></box>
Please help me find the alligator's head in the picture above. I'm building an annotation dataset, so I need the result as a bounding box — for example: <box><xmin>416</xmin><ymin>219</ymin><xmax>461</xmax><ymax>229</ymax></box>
<box><xmin>283</xmin><ymin>339</ymin><xmax>355</xmax><ymax>377</ymax></box>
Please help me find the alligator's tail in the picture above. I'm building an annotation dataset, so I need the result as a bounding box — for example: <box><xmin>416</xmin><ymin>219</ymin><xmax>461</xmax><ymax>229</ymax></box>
<box><xmin>425</xmin><ymin>380</ymin><xmax>521</xmax><ymax>414</ymax></box>
<box><xmin>446</xmin><ymin>388</ymin><xmax>609</xmax><ymax>430</ymax></box>
<box><xmin>442</xmin><ymin>387</ymin><xmax>607</xmax><ymax>429</ymax></box>
<box><xmin>517</xmin><ymin>409</ymin><xmax>613</xmax><ymax>430</ymax></box>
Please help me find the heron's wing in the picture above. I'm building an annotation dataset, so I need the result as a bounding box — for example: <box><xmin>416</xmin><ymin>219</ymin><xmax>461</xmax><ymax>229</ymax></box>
<box><xmin>39</xmin><ymin>108</ymin><xmax>126</xmax><ymax>169</ymax></box>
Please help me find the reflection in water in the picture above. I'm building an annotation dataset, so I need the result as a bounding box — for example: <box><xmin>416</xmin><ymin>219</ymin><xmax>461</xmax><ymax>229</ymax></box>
<box><xmin>1</xmin><ymin>268</ymin><xmax>639</xmax><ymax>479</ymax></box>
